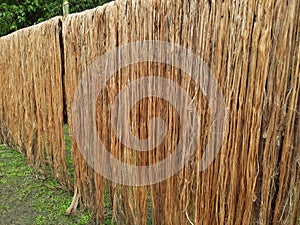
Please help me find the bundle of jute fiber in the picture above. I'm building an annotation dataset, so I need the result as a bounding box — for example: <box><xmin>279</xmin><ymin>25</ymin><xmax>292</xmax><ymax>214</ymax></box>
<box><xmin>0</xmin><ymin>17</ymin><xmax>72</xmax><ymax>190</ymax></box>
<box><xmin>0</xmin><ymin>0</ymin><xmax>298</xmax><ymax>224</ymax></box>
<box><xmin>63</xmin><ymin>0</ymin><xmax>299</xmax><ymax>224</ymax></box>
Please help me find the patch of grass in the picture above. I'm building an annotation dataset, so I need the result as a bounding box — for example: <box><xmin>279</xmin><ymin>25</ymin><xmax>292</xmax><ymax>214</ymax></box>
<box><xmin>64</xmin><ymin>125</ymin><xmax>74</xmax><ymax>184</ymax></box>
<box><xmin>0</xmin><ymin>145</ymin><xmax>91</xmax><ymax>225</ymax></box>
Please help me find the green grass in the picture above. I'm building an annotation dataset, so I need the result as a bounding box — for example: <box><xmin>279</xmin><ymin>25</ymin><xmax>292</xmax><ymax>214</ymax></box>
<box><xmin>0</xmin><ymin>144</ymin><xmax>92</xmax><ymax>225</ymax></box>
<box><xmin>64</xmin><ymin>125</ymin><xmax>75</xmax><ymax>184</ymax></box>
<box><xmin>0</xmin><ymin>126</ymin><xmax>118</xmax><ymax>225</ymax></box>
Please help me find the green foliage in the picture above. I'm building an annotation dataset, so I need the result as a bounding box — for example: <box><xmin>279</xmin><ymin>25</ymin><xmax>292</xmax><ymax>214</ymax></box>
<box><xmin>0</xmin><ymin>0</ymin><xmax>113</xmax><ymax>37</ymax></box>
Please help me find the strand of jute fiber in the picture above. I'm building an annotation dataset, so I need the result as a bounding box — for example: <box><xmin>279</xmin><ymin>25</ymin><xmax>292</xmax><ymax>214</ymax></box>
<box><xmin>0</xmin><ymin>17</ymin><xmax>72</xmax><ymax>190</ymax></box>
<box><xmin>63</xmin><ymin>0</ymin><xmax>299</xmax><ymax>224</ymax></box>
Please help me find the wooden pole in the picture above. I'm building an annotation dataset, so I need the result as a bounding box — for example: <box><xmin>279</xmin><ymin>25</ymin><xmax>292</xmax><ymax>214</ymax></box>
<box><xmin>62</xmin><ymin>0</ymin><xmax>69</xmax><ymax>16</ymax></box>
